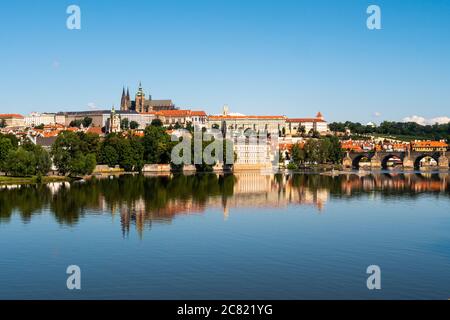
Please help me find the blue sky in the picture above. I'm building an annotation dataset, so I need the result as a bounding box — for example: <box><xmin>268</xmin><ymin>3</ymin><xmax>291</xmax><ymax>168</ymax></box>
<box><xmin>0</xmin><ymin>0</ymin><xmax>449</xmax><ymax>123</ymax></box>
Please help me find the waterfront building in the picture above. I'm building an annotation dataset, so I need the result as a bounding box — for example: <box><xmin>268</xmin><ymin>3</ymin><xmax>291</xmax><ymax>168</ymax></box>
<box><xmin>233</xmin><ymin>136</ymin><xmax>273</xmax><ymax>170</ymax></box>
<box><xmin>285</xmin><ymin>112</ymin><xmax>329</xmax><ymax>136</ymax></box>
<box><xmin>0</xmin><ymin>114</ymin><xmax>25</xmax><ymax>127</ymax></box>
<box><xmin>24</xmin><ymin>112</ymin><xmax>57</xmax><ymax>127</ymax></box>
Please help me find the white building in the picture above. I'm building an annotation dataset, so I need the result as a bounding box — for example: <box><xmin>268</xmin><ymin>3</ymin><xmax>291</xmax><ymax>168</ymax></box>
<box><xmin>207</xmin><ymin>106</ymin><xmax>285</xmax><ymax>137</ymax></box>
<box><xmin>233</xmin><ymin>136</ymin><xmax>273</xmax><ymax>170</ymax></box>
<box><xmin>24</xmin><ymin>112</ymin><xmax>56</xmax><ymax>127</ymax></box>
<box><xmin>285</xmin><ymin>112</ymin><xmax>329</xmax><ymax>136</ymax></box>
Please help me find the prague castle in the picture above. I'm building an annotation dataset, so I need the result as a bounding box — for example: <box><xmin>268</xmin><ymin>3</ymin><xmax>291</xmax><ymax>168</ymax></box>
<box><xmin>120</xmin><ymin>82</ymin><xmax>176</xmax><ymax>113</ymax></box>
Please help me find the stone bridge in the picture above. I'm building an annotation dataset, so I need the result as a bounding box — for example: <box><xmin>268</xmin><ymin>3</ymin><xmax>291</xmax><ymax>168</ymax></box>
<box><xmin>343</xmin><ymin>151</ymin><xmax>449</xmax><ymax>169</ymax></box>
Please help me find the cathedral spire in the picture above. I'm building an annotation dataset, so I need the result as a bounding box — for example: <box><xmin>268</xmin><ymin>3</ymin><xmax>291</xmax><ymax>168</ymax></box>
<box><xmin>120</xmin><ymin>87</ymin><xmax>127</xmax><ymax>111</ymax></box>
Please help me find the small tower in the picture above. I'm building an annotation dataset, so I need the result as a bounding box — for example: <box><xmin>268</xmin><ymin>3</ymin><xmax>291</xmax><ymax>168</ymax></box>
<box><xmin>109</xmin><ymin>106</ymin><xmax>121</xmax><ymax>133</ymax></box>
<box><xmin>316</xmin><ymin>111</ymin><xmax>324</xmax><ymax>120</ymax></box>
<box><xmin>223</xmin><ymin>105</ymin><xmax>229</xmax><ymax>116</ymax></box>
<box><xmin>135</xmin><ymin>81</ymin><xmax>146</xmax><ymax>113</ymax></box>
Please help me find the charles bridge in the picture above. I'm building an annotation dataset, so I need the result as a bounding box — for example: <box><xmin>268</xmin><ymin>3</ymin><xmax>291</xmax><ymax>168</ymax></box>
<box><xmin>343</xmin><ymin>150</ymin><xmax>449</xmax><ymax>169</ymax></box>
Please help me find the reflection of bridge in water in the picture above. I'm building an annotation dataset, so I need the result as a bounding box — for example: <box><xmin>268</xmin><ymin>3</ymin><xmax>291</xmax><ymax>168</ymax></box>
<box><xmin>343</xmin><ymin>151</ymin><xmax>449</xmax><ymax>169</ymax></box>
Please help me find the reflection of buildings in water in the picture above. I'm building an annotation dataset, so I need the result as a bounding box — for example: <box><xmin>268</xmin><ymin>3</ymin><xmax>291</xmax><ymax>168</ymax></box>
<box><xmin>47</xmin><ymin>182</ymin><xmax>70</xmax><ymax>195</ymax></box>
<box><xmin>228</xmin><ymin>172</ymin><xmax>328</xmax><ymax>211</ymax></box>
<box><xmin>115</xmin><ymin>172</ymin><xmax>330</xmax><ymax>236</ymax></box>
<box><xmin>341</xmin><ymin>172</ymin><xmax>449</xmax><ymax>195</ymax></box>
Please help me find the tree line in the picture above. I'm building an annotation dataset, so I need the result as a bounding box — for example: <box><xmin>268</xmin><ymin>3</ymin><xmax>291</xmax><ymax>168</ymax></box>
<box><xmin>0</xmin><ymin>134</ymin><xmax>51</xmax><ymax>178</ymax></box>
<box><xmin>329</xmin><ymin>121</ymin><xmax>450</xmax><ymax>140</ymax></box>
<box><xmin>289</xmin><ymin>136</ymin><xmax>343</xmax><ymax>168</ymax></box>
<box><xmin>1</xmin><ymin>120</ymin><xmax>230</xmax><ymax>178</ymax></box>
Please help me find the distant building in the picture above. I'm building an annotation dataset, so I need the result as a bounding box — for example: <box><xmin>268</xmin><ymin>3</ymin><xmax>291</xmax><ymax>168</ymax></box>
<box><xmin>0</xmin><ymin>114</ymin><xmax>25</xmax><ymax>127</ymax></box>
<box><xmin>285</xmin><ymin>112</ymin><xmax>329</xmax><ymax>136</ymax></box>
<box><xmin>207</xmin><ymin>106</ymin><xmax>285</xmax><ymax>137</ymax></box>
<box><xmin>108</xmin><ymin>107</ymin><xmax>121</xmax><ymax>133</ymax></box>
<box><xmin>24</xmin><ymin>112</ymin><xmax>56</xmax><ymax>127</ymax></box>
<box><xmin>56</xmin><ymin>110</ymin><xmax>111</xmax><ymax>128</ymax></box>
<box><xmin>121</xmin><ymin>82</ymin><xmax>176</xmax><ymax>113</ymax></box>
<box><xmin>152</xmin><ymin>109</ymin><xmax>207</xmax><ymax>128</ymax></box>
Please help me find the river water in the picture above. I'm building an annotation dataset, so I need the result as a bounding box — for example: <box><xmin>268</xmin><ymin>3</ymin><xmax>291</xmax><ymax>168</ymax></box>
<box><xmin>0</xmin><ymin>171</ymin><xmax>449</xmax><ymax>299</ymax></box>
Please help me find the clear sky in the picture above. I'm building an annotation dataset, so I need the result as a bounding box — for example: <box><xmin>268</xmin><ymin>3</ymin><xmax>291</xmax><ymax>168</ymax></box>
<box><xmin>0</xmin><ymin>0</ymin><xmax>449</xmax><ymax>124</ymax></box>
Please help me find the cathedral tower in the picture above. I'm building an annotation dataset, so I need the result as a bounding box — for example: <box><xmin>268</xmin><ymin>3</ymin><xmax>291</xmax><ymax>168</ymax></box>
<box><xmin>135</xmin><ymin>81</ymin><xmax>146</xmax><ymax>113</ymax></box>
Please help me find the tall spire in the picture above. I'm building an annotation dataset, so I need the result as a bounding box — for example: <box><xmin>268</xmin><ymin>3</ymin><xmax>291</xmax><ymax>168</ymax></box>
<box><xmin>126</xmin><ymin>87</ymin><xmax>130</xmax><ymax>99</ymax></box>
<box><xmin>120</xmin><ymin>86</ymin><xmax>126</xmax><ymax>110</ymax></box>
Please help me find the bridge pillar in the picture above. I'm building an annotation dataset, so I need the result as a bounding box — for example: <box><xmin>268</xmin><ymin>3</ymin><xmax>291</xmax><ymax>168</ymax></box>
<box><xmin>438</xmin><ymin>153</ymin><xmax>449</xmax><ymax>169</ymax></box>
<box><xmin>403</xmin><ymin>156</ymin><xmax>414</xmax><ymax>169</ymax></box>
<box><xmin>370</xmin><ymin>153</ymin><xmax>382</xmax><ymax>169</ymax></box>
<box><xmin>343</xmin><ymin>153</ymin><xmax>352</xmax><ymax>169</ymax></box>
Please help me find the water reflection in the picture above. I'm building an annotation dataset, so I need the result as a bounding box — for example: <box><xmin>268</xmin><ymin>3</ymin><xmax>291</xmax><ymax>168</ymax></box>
<box><xmin>1</xmin><ymin>172</ymin><xmax>449</xmax><ymax>236</ymax></box>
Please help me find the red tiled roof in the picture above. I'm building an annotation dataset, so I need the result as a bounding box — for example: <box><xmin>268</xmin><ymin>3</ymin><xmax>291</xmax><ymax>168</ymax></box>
<box><xmin>287</xmin><ymin>118</ymin><xmax>326</xmax><ymax>123</ymax></box>
<box><xmin>86</xmin><ymin>126</ymin><xmax>103</xmax><ymax>135</ymax></box>
<box><xmin>208</xmin><ymin>115</ymin><xmax>285</xmax><ymax>120</ymax></box>
<box><xmin>154</xmin><ymin>109</ymin><xmax>207</xmax><ymax>117</ymax></box>
<box><xmin>190</xmin><ymin>111</ymin><xmax>207</xmax><ymax>116</ymax></box>
<box><xmin>0</xmin><ymin>114</ymin><xmax>24</xmax><ymax>119</ymax></box>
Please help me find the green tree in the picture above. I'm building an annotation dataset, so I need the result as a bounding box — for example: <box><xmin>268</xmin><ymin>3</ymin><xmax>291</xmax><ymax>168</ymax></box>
<box><xmin>4</xmin><ymin>148</ymin><xmax>36</xmax><ymax>176</ymax></box>
<box><xmin>34</xmin><ymin>123</ymin><xmax>45</xmax><ymax>130</ymax></box>
<box><xmin>129</xmin><ymin>121</ymin><xmax>139</xmax><ymax>130</ymax></box>
<box><xmin>34</xmin><ymin>145</ymin><xmax>52</xmax><ymax>175</ymax></box>
<box><xmin>143</xmin><ymin>125</ymin><xmax>173</xmax><ymax>164</ymax></box>
<box><xmin>0</xmin><ymin>119</ymin><xmax>6</xmax><ymax>128</ymax></box>
<box><xmin>121</xmin><ymin>118</ymin><xmax>129</xmax><ymax>130</ymax></box>
<box><xmin>101</xmin><ymin>145</ymin><xmax>119</xmax><ymax>167</ymax></box>
<box><xmin>82</xmin><ymin>117</ymin><xmax>93</xmax><ymax>128</ymax></box>
<box><xmin>69</xmin><ymin>119</ymin><xmax>83</xmax><ymax>128</ymax></box>
<box><xmin>150</xmin><ymin>119</ymin><xmax>163</xmax><ymax>127</ymax></box>
<box><xmin>51</xmin><ymin>131</ymin><xmax>97</xmax><ymax>176</ymax></box>
<box><xmin>291</xmin><ymin>143</ymin><xmax>306</xmax><ymax>165</ymax></box>
<box><xmin>0</xmin><ymin>137</ymin><xmax>14</xmax><ymax>171</ymax></box>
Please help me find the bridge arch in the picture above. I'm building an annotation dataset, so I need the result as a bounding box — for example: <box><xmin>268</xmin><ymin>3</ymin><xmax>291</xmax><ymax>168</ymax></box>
<box><xmin>413</xmin><ymin>153</ymin><xmax>440</xmax><ymax>169</ymax></box>
<box><xmin>381</xmin><ymin>154</ymin><xmax>404</xmax><ymax>169</ymax></box>
<box><xmin>352</xmin><ymin>154</ymin><xmax>372</xmax><ymax>169</ymax></box>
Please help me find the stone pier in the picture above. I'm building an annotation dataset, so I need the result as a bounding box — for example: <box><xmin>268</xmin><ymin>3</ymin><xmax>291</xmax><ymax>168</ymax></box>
<box><xmin>370</xmin><ymin>153</ymin><xmax>382</xmax><ymax>169</ymax></box>
<box><xmin>438</xmin><ymin>153</ymin><xmax>449</xmax><ymax>169</ymax></box>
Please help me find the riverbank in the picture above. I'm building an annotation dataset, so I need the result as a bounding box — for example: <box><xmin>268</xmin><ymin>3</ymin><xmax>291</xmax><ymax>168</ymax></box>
<box><xmin>0</xmin><ymin>175</ymin><xmax>71</xmax><ymax>185</ymax></box>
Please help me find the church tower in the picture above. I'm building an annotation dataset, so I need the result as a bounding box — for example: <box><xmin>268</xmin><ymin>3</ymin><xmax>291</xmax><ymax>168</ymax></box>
<box><xmin>120</xmin><ymin>87</ymin><xmax>127</xmax><ymax>111</ymax></box>
<box><xmin>109</xmin><ymin>106</ymin><xmax>121</xmax><ymax>133</ymax></box>
<box><xmin>135</xmin><ymin>81</ymin><xmax>146</xmax><ymax>113</ymax></box>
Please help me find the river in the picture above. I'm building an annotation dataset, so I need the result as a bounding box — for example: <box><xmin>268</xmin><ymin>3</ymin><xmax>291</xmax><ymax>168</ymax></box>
<box><xmin>0</xmin><ymin>171</ymin><xmax>449</xmax><ymax>299</ymax></box>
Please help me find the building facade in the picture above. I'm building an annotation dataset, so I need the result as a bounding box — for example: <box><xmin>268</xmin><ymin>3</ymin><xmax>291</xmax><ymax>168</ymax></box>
<box><xmin>285</xmin><ymin>112</ymin><xmax>329</xmax><ymax>136</ymax></box>
<box><xmin>152</xmin><ymin>110</ymin><xmax>207</xmax><ymax>128</ymax></box>
<box><xmin>0</xmin><ymin>114</ymin><xmax>25</xmax><ymax>127</ymax></box>
<box><xmin>207</xmin><ymin>107</ymin><xmax>286</xmax><ymax>137</ymax></box>
<box><xmin>24</xmin><ymin>112</ymin><xmax>56</xmax><ymax>127</ymax></box>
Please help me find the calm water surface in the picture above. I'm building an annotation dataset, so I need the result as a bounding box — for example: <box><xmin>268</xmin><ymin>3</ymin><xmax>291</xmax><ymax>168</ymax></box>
<box><xmin>1</xmin><ymin>172</ymin><xmax>450</xmax><ymax>299</ymax></box>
